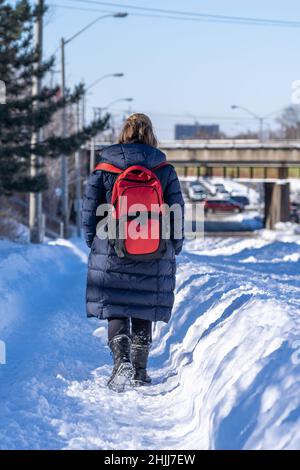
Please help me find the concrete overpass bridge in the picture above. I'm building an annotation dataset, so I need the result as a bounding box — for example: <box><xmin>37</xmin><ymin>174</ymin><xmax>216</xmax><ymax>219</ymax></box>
<box><xmin>159</xmin><ymin>139</ymin><xmax>300</xmax><ymax>179</ymax></box>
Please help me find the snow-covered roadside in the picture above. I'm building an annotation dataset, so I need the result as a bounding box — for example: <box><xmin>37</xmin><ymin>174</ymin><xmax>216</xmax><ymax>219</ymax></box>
<box><xmin>0</xmin><ymin>232</ymin><xmax>300</xmax><ymax>449</ymax></box>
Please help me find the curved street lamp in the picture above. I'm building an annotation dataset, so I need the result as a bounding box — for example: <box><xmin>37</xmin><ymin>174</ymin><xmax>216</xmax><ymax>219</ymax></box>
<box><xmin>231</xmin><ymin>105</ymin><xmax>284</xmax><ymax>143</ymax></box>
<box><xmin>230</xmin><ymin>105</ymin><xmax>283</xmax><ymax>143</ymax></box>
<box><xmin>63</xmin><ymin>13</ymin><xmax>128</xmax><ymax>46</ymax></box>
<box><xmin>231</xmin><ymin>105</ymin><xmax>263</xmax><ymax>142</ymax></box>
<box><xmin>102</xmin><ymin>97</ymin><xmax>133</xmax><ymax>110</ymax></box>
<box><xmin>86</xmin><ymin>73</ymin><xmax>124</xmax><ymax>92</ymax></box>
<box><xmin>93</xmin><ymin>97</ymin><xmax>133</xmax><ymax>119</ymax></box>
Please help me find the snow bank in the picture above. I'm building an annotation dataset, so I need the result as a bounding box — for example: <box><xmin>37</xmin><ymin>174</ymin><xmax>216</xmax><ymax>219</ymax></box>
<box><xmin>0</xmin><ymin>233</ymin><xmax>300</xmax><ymax>449</ymax></box>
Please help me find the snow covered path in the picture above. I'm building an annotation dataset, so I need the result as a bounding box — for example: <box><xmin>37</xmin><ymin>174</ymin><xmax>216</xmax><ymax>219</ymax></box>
<box><xmin>1</xmin><ymin>234</ymin><xmax>300</xmax><ymax>450</ymax></box>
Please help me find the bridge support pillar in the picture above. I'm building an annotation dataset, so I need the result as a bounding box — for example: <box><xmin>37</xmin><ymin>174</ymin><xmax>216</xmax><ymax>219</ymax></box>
<box><xmin>204</xmin><ymin>167</ymin><xmax>212</xmax><ymax>178</ymax></box>
<box><xmin>264</xmin><ymin>182</ymin><xmax>290</xmax><ymax>229</ymax></box>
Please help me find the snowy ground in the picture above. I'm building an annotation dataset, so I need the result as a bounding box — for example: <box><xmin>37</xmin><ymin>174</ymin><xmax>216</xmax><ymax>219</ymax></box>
<box><xmin>1</xmin><ymin>231</ymin><xmax>300</xmax><ymax>450</ymax></box>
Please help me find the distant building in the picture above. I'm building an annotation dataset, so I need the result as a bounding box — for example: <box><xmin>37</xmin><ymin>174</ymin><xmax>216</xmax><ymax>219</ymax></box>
<box><xmin>175</xmin><ymin>123</ymin><xmax>220</xmax><ymax>140</ymax></box>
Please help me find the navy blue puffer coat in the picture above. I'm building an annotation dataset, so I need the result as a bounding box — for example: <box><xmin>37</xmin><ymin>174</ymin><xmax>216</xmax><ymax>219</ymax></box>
<box><xmin>82</xmin><ymin>143</ymin><xmax>184</xmax><ymax>323</ymax></box>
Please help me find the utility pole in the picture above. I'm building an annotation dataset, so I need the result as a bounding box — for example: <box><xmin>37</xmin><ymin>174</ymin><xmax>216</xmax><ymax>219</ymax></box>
<box><xmin>90</xmin><ymin>136</ymin><xmax>96</xmax><ymax>173</ymax></box>
<box><xmin>75</xmin><ymin>101</ymin><xmax>82</xmax><ymax>237</ymax></box>
<box><xmin>82</xmin><ymin>92</ymin><xmax>86</xmax><ymax>128</ymax></box>
<box><xmin>29</xmin><ymin>0</ymin><xmax>44</xmax><ymax>244</ymax></box>
<box><xmin>89</xmin><ymin>107</ymin><xmax>100</xmax><ymax>172</ymax></box>
<box><xmin>259</xmin><ymin>117</ymin><xmax>264</xmax><ymax>143</ymax></box>
<box><xmin>60</xmin><ymin>37</ymin><xmax>69</xmax><ymax>238</ymax></box>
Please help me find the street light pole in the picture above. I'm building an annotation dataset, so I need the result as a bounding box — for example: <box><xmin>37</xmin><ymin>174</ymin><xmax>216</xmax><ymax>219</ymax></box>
<box><xmin>75</xmin><ymin>100</ymin><xmax>81</xmax><ymax>237</ymax></box>
<box><xmin>259</xmin><ymin>117</ymin><xmax>264</xmax><ymax>143</ymax></box>
<box><xmin>231</xmin><ymin>105</ymin><xmax>265</xmax><ymax>142</ymax></box>
<box><xmin>59</xmin><ymin>12</ymin><xmax>128</xmax><ymax>239</ymax></box>
<box><xmin>60</xmin><ymin>37</ymin><xmax>69</xmax><ymax>238</ymax></box>
<box><xmin>231</xmin><ymin>105</ymin><xmax>262</xmax><ymax>141</ymax></box>
<box><xmin>231</xmin><ymin>105</ymin><xmax>283</xmax><ymax>143</ymax></box>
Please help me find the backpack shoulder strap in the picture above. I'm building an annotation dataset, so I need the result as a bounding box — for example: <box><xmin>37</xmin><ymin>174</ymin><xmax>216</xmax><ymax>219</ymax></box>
<box><xmin>152</xmin><ymin>161</ymin><xmax>173</xmax><ymax>171</ymax></box>
<box><xmin>94</xmin><ymin>161</ymin><xmax>172</xmax><ymax>173</ymax></box>
<box><xmin>94</xmin><ymin>162</ymin><xmax>123</xmax><ymax>174</ymax></box>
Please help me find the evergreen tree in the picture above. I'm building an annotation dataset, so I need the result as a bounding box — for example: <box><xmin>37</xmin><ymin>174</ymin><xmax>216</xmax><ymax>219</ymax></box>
<box><xmin>0</xmin><ymin>0</ymin><xmax>109</xmax><ymax>194</ymax></box>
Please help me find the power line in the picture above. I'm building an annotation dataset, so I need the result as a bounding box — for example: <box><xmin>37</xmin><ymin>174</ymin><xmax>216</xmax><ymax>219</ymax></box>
<box><xmin>50</xmin><ymin>3</ymin><xmax>300</xmax><ymax>27</ymax></box>
<box><xmin>51</xmin><ymin>0</ymin><xmax>300</xmax><ymax>28</ymax></box>
<box><xmin>86</xmin><ymin>106</ymin><xmax>281</xmax><ymax>122</ymax></box>
<box><xmin>51</xmin><ymin>4</ymin><xmax>111</xmax><ymax>15</ymax></box>
<box><xmin>52</xmin><ymin>4</ymin><xmax>251</xmax><ymax>25</ymax></box>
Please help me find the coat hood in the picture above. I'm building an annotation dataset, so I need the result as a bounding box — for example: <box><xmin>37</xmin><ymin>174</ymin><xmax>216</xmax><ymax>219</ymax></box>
<box><xmin>97</xmin><ymin>143</ymin><xmax>167</xmax><ymax>170</ymax></box>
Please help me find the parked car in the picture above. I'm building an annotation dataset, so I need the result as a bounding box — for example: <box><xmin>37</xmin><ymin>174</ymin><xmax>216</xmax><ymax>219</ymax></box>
<box><xmin>204</xmin><ymin>198</ymin><xmax>244</xmax><ymax>214</ymax></box>
<box><xmin>188</xmin><ymin>183</ymin><xmax>208</xmax><ymax>201</ymax></box>
<box><xmin>213</xmin><ymin>183</ymin><xmax>231</xmax><ymax>196</ymax></box>
<box><xmin>230</xmin><ymin>195</ymin><xmax>250</xmax><ymax>207</ymax></box>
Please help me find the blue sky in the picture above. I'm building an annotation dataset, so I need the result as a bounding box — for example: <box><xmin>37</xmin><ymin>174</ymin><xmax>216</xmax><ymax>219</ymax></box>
<box><xmin>43</xmin><ymin>0</ymin><xmax>300</xmax><ymax>139</ymax></box>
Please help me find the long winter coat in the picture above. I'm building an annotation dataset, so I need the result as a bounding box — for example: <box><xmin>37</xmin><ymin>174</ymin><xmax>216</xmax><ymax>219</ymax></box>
<box><xmin>82</xmin><ymin>143</ymin><xmax>184</xmax><ymax>323</ymax></box>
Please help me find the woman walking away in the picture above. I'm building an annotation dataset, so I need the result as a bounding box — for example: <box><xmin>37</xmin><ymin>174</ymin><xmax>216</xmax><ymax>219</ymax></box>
<box><xmin>82</xmin><ymin>113</ymin><xmax>184</xmax><ymax>392</ymax></box>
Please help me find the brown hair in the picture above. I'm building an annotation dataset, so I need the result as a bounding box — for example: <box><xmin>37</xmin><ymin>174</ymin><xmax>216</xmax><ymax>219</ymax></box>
<box><xmin>118</xmin><ymin>113</ymin><xmax>158</xmax><ymax>147</ymax></box>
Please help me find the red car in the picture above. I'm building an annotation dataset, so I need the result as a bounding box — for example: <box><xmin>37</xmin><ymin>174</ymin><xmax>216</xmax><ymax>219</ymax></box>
<box><xmin>204</xmin><ymin>198</ymin><xmax>244</xmax><ymax>214</ymax></box>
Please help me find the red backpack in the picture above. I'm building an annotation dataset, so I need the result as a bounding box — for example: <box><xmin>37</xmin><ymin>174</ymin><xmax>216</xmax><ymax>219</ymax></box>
<box><xmin>94</xmin><ymin>161</ymin><xmax>171</xmax><ymax>260</ymax></box>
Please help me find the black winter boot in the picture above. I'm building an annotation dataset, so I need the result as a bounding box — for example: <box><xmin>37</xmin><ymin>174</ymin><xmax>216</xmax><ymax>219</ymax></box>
<box><xmin>131</xmin><ymin>343</ymin><xmax>152</xmax><ymax>386</ymax></box>
<box><xmin>107</xmin><ymin>334</ymin><xmax>134</xmax><ymax>392</ymax></box>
